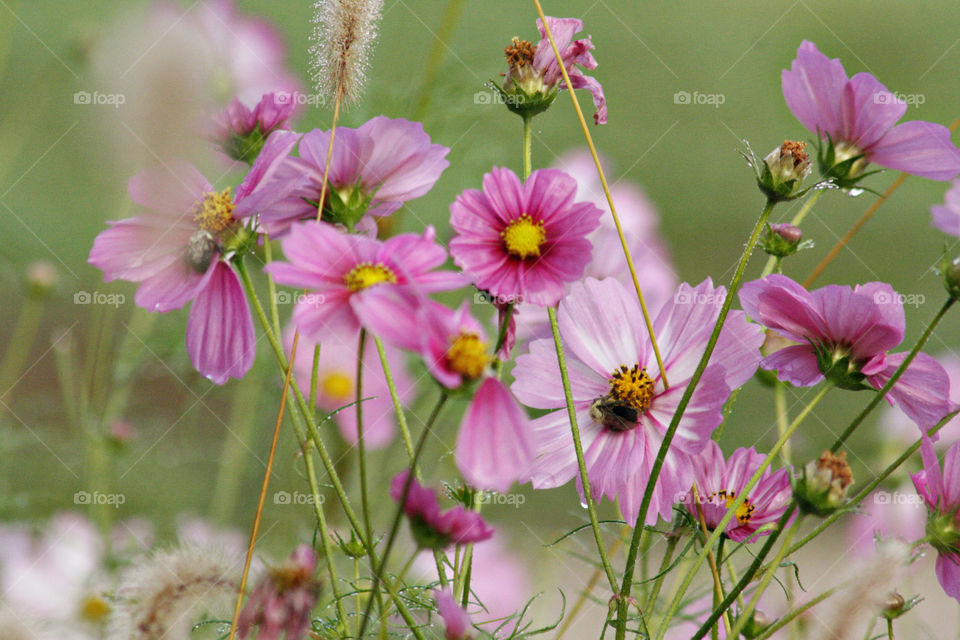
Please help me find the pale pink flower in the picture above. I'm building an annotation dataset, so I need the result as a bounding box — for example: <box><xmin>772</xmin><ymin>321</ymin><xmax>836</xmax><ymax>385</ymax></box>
<box><xmin>911</xmin><ymin>437</ymin><xmax>960</xmax><ymax>602</ymax></box>
<box><xmin>390</xmin><ymin>471</ymin><xmax>494</xmax><ymax>549</ymax></box>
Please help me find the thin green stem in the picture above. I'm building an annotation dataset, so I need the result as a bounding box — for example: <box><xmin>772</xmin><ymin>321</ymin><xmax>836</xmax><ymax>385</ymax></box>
<box><xmin>412</xmin><ymin>0</ymin><xmax>465</xmax><ymax>120</ymax></box>
<box><xmin>752</xmin><ymin>582</ymin><xmax>842</xmax><ymax>640</ymax></box>
<box><xmin>829</xmin><ymin>297</ymin><xmax>955</xmax><ymax>454</ymax></box>
<box><xmin>0</xmin><ymin>296</ymin><xmax>43</xmax><ymax>403</ymax></box>
<box><xmin>642</xmin><ymin>532</ymin><xmax>680</xmax><ymax>614</ymax></box>
<box><xmin>356</xmin><ymin>330</ymin><xmax>374</xmax><ymax>549</ymax></box>
<box><xmin>727</xmin><ymin>516</ymin><xmax>802</xmax><ymax>638</ymax></box>
<box><xmin>618</xmin><ymin>198</ymin><xmax>777</xmax><ymax>640</ymax></box>
<box><xmin>547</xmin><ymin>306</ymin><xmax>619</xmax><ymax>593</ymax></box>
<box><xmin>522</xmin><ymin>114</ymin><xmax>533</xmax><ymax>179</ymax></box>
<box><xmin>663</xmin><ymin>383</ymin><xmax>831</xmax><ymax>640</ymax></box>
<box><xmin>211</xmin><ymin>370</ymin><xmax>264</xmax><ymax>523</ymax></box>
<box><xmin>775</xmin><ymin>382</ymin><xmax>791</xmax><ymax>465</ymax></box>
<box><xmin>374</xmin><ymin>335</ymin><xmax>415</xmax><ymax>463</ymax></box>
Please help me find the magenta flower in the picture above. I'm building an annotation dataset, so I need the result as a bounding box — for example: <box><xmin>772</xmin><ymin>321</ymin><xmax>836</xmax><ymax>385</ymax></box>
<box><xmin>739</xmin><ymin>274</ymin><xmax>952</xmax><ymax>431</ymax></box>
<box><xmin>89</xmin><ymin>132</ymin><xmax>300</xmax><ymax>384</ymax></box>
<box><xmin>911</xmin><ymin>437</ymin><xmax>960</xmax><ymax>603</ymax></box>
<box><xmin>213</xmin><ymin>92</ymin><xmax>297</xmax><ymax>164</ymax></box>
<box><xmin>782</xmin><ymin>40</ymin><xmax>960</xmax><ymax>181</ymax></box>
<box><xmin>390</xmin><ymin>471</ymin><xmax>495</xmax><ymax>549</ymax></box>
<box><xmin>681</xmin><ymin>441</ymin><xmax>792</xmax><ymax>542</ymax></box>
<box><xmin>359</xmin><ymin>294</ymin><xmax>535</xmax><ymax>491</ymax></box>
<box><xmin>512</xmin><ymin>277</ymin><xmax>764</xmax><ymax>524</ymax></box>
<box><xmin>932</xmin><ymin>179</ymin><xmax>960</xmax><ymax>237</ymax></box>
<box><xmin>237</xmin><ymin>544</ymin><xmax>321</xmax><ymax>640</ymax></box>
<box><xmin>504</xmin><ymin>17</ymin><xmax>607</xmax><ymax>124</ymax></box>
<box><xmin>434</xmin><ymin>588</ymin><xmax>472</xmax><ymax>640</ymax></box>
<box><xmin>287</xmin><ymin>327</ymin><xmax>414</xmax><ymax>449</ymax></box>
<box><xmin>449</xmin><ymin>167</ymin><xmax>602</xmax><ymax>308</ymax></box>
<box><xmin>265</xmin><ymin>221</ymin><xmax>464</xmax><ymax>338</ymax></box>
<box><xmin>263</xmin><ymin>116</ymin><xmax>449</xmax><ymax>233</ymax></box>
<box><xmin>881</xmin><ymin>353</ymin><xmax>960</xmax><ymax>449</ymax></box>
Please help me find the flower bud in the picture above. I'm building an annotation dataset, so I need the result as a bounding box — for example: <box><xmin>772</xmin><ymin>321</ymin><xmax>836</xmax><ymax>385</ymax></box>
<box><xmin>738</xmin><ymin>609</ymin><xmax>770</xmax><ymax>639</ymax></box>
<box><xmin>758</xmin><ymin>141</ymin><xmax>812</xmax><ymax>201</ymax></box>
<box><xmin>494</xmin><ymin>37</ymin><xmax>558</xmax><ymax>120</ymax></box>
<box><xmin>334</xmin><ymin>530</ymin><xmax>367</xmax><ymax>559</ymax></box>
<box><xmin>762</xmin><ymin>223</ymin><xmax>805</xmax><ymax>258</ymax></box>
<box><xmin>881</xmin><ymin>591</ymin><xmax>921</xmax><ymax>620</ymax></box>
<box><xmin>793</xmin><ymin>450</ymin><xmax>854</xmax><ymax>516</ymax></box>
<box><xmin>25</xmin><ymin>261</ymin><xmax>58</xmax><ymax>298</ymax></box>
<box><xmin>938</xmin><ymin>253</ymin><xmax>960</xmax><ymax>300</ymax></box>
<box><xmin>926</xmin><ymin>507</ymin><xmax>960</xmax><ymax>556</ymax></box>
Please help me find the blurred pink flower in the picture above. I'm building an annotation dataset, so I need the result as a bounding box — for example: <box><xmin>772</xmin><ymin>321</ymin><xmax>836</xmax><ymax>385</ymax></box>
<box><xmin>932</xmin><ymin>179</ymin><xmax>960</xmax><ymax>237</ymax></box>
<box><xmin>845</xmin><ymin>484</ymin><xmax>926</xmax><ymax>556</ymax></box>
<box><xmin>237</xmin><ymin>544</ymin><xmax>321</xmax><ymax>640</ymax></box>
<box><xmin>740</xmin><ymin>274</ymin><xmax>952</xmax><ymax>431</ymax></box>
<box><xmin>265</xmin><ymin>221</ymin><xmax>464</xmax><ymax>338</ymax></box>
<box><xmin>682</xmin><ymin>441</ymin><xmax>792</xmax><ymax>543</ymax></box>
<box><xmin>911</xmin><ymin>437</ymin><xmax>960</xmax><ymax>603</ymax></box>
<box><xmin>265</xmin><ymin>117</ymin><xmax>450</xmax><ymax>233</ymax></box>
<box><xmin>390</xmin><ymin>471</ymin><xmax>494</xmax><ymax>549</ymax></box>
<box><xmin>782</xmin><ymin>40</ymin><xmax>960</xmax><ymax>181</ymax></box>
<box><xmin>213</xmin><ymin>92</ymin><xmax>298</xmax><ymax>163</ymax></box>
<box><xmin>434</xmin><ymin>588</ymin><xmax>472</xmax><ymax>639</ymax></box>
<box><xmin>89</xmin><ymin>132</ymin><xmax>299</xmax><ymax>384</ymax></box>
<box><xmin>880</xmin><ymin>352</ymin><xmax>960</xmax><ymax>448</ymax></box>
<box><xmin>286</xmin><ymin>326</ymin><xmax>414</xmax><ymax>449</ymax></box>
<box><xmin>512</xmin><ymin>278</ymin><xmax>764</xmax><ymax>524</ymax></box>
<box><xmin>450</xmin><ymin>167</ymin><xmax>602</xmax><ymax>307</ymax></box>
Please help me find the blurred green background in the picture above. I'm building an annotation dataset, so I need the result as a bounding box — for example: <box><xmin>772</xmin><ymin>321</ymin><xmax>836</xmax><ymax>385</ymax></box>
<box><xmin>3</xmin><ymin>0</ymin><xmax>960</xmax><ymax>630</ymax></box>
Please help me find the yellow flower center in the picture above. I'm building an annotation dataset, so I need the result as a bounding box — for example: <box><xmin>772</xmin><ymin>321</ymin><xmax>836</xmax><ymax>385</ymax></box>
<box><xmin>344</xmin><ymin>262</ymin><xmax>398</xmax><ymax>292</ymax></box>
<box><xmin>322</xmin><ymin>372</ymin><xmax>353</xmax><ymax>401</ymax></box>
<box><xmin>80</xmin><ymin>595</ymin><xmax>111</xmax><ymax>622</ymax></box>
<box><xmin>589</xmin><ymin>364</ymin><xmax>655</xmax><ymax>432</ymax></box>
<box><xmin>193</xmin><ymin>187</ymin><xmax>235</xmax><ymax>233</ymax></box>
<box><xmin>501</xmin><ymin>214</ymin><xmax>546</xmax><ymax>260</ymax></box>
<box><xmin>719</xmin><ymin>490</ymin><xmax>755</xmax><ymax>525</ymax></box>
<box><xmin>446</xmin><ymin>332</ymin><xmax>491</xmax><ymax>380</ymax></box>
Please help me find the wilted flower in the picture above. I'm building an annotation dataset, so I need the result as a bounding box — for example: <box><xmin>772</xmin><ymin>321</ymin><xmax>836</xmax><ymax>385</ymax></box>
<box><xmin>912</xmin><ymin>436</ymin><xmax>960</xmax><ymax>603</ymax></box>
<box><xmin>512</xmin><ymin>277</ymin><xmax>764</xmax><ymax>524</ymax></box>
<box><xmin>757</xmin><ymin>140</ymin><xmax>812</xmax><ymax>201</ymax></box>
<box><xmin>739</xmin><ymin>274</ymin><xmax>952</xmax><ymax>430</ymax></box>
<box><xmin>449</xmin><ymin>166</ymin><xmax>603</xmax><ymax>307</ymax></box>
<box><xmin>793</xmin><ymin>450</ymin><xmax>854</xmax><ymax>516</ymax></box>
<box><xmin>237</xmin><ymin>545</ymin><xmax>321</xmax><ymax>640</ymax></box>
<box><xmin>499</xmin><ymin>17</ymin><xmax>607</xmax><ymax>124</ymax></box>
<box><xmin>390</xmin><ymin>471</ymin><xmax>495</xmax><ymax>549</ymax></box>
<box><xmin>265</xmin><ymin>117</ymin><xmax>449</xmax><ymax>232</ymax></box>
<box><xmin>265</xmin><ymin>221</ymin><xmax>464</xmax><ymax>338</ymax></box>
<box><xmin>683</xmin><ymin>441</ymin><xmax>792</xmax><ymax>542</ymax></box>
<box><xmin>89</xmin><ymin>132</ymin><xmax>300</xmax><ymax>383</ymax></box>
<box><xmin>782</xmin><ymin>40</ymin><xmax>960</xmax><ymax>185</ymax></box>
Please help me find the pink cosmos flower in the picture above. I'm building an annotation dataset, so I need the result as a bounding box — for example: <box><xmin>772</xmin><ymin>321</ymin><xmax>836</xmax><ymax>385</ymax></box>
<box><xmin>782</xmin><ymin>40</ymin><xmax>960</xmax><ymax>181</ymax></box>
<box><xmin>505</xmin><ymin>17</ymin><xmax>607</xmax><ymax>124</ymax></box>
<box><xmin>264</xmin><ymin>220</ymin><xmax>464</xmax><ymax>338</ymax></box>
<box><xmin>213</xmin><ymin>92</ymin><xmax>297</xmax><ymax>163</ymax></box>
<box><xmin>390</xmin><ymin>471</ymin><xmax>495</xmax><ymax>549</ymax></box>
<box><xmin>263</xmin><ymin>117</ymin><xmax>449</xmax><ymax>233</ymax></box>
<box><xmin>932</xmin><ymin>179</ymin><xmax>960</xmax><ymax>237</ymax></box>
<box><xmin>681</xmin><ymin>441</ymin><xmax>792</xmax><ymax>543</ymax></box>
<box><xmin>845</xmin><ymin>483</ymin><xmax>926</xmax><ymax>556</ymax></box>
<box><xmin>911</xmin><ymin>437</ymin><xmax>960</xmax><ymax>603</ymax></box>
<box><xmin>237</xmin><ymin>544</ymin><xmax>321</xmax><ymax>640</ymax></box>
<box><xmin>512</xmin><ymin>277</ymin><xmax>764</xmax><ymax>524</ymax></box>
<box><xmin>434</xmin><ymin>588</ymin><xmax>472</xmax><ymax>640</ymax></box>
<box><xmin>287</xmin><ymin>326</ymin><xmax>414</xmax><ymax>449</ymax></box>
<box><xmin>880</xmin><ymin>353</ymin><xmax>960</xmax><ymax>449</ymax></box>
<box><xmin>512</xmin><ymin>151</ymin><xmax>676</xmax><ymax>346</ymax></box>
<box><xmin>359</xmin><ymin>293</ymin><xmax>535</xmax><ymax>491</ymax></box>
<box><xmin>739</xmin><ymin>274</ymin><xmax>952</xmax><ymax>431</ymax></box>
<box><xmin>89</xmin><ymin>132</ymin><xmax>300</xmax><ymax>384</ymax></box>
<box><xmin>449</xmin><ymin>167</ymin><xmax>602</xmax><ymax>308</ymax></box>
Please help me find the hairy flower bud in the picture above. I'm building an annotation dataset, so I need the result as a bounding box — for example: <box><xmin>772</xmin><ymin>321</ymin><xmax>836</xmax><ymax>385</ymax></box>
<box><xmin>794</xmin><ymin>450</ymin><xmax>854</xmax><ymax>516</ymax></box>
<box><xmin>762</xmin><ymin>222</ymin><xmax>807</xmax><ymax>258</ymax></box>
<box><xmin>758</xmin><ymin>140</ymin><xmax>812</xmax><ymax>201</ymax></box>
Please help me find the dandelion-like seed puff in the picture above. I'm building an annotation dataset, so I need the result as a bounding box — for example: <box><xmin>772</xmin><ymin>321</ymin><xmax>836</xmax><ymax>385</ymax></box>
<box><xmin>310</xmin><ymin>0</ymin><xmax>384</xmax><ymax>104</ymax></box>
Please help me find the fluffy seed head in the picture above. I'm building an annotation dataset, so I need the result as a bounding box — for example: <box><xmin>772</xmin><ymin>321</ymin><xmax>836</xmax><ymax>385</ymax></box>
<box><xmin>310</xmin><ymin>0</ymin><xmax>384</xmax><ymax>104</ymax></box>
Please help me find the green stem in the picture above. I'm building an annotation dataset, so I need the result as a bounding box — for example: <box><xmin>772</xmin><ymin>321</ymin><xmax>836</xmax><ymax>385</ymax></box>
<box><xmin>829</xmin><ymin>297</ymin><xmax>955</xmax><ymax>454</ymax></box>
<box><xmin>663</xmin><ymin>383</ymin><xmax>831</xmax><ymax>640</ymax></box>
<box><xmin>211</xmin><ymin>370</ymin><xmax>264</xmax><ymax>523</ymax></box>
<box><xmin>759</xmin><ymin>189</ymin><xmax>823</xmax><ymax>277</ymax></box>
<box><xmin>412</xmin><ymin>0</ymin><xmax>466</xmax><ymax>120</ymax></box>
<box><xmin>547</xmin><ymin>306</ymin><xmax>619</xmax><ymax>593</ymax></box>
<box><xmin>374</xmin><ymin>335</ymin><xmax>415</xmax><ymax>463</ymax></box>
<box><xmin>642</xmin><ymin>532</ymin><xmax>680</xmax><ymax>614</ymax></box>
<box><xmin>775</xmin><ymin>382</ymin><xmax>791</xmax><ymax>465</ymax></box>
<box><xmin>751</xmin><ymin>582</ymin><xmax>842</xmax><ymax>640</ymax></box>
<box><xmin>522</xmin><ymin>114</ymin><xmax>533</xmax><ymax>179</ymax></box>
<box><xmin>617</xmin><ymin>198</ymin><xmax>777</xmax><ymax>640</ymax></box>
<box><xmin>0</xmin><ymin>296</ymin><xmax>44</xmax><ymax>403</ymax></box>
<box><xmin>726</xmin><ymin>516</ymin><xmax>802</xmax><ymax>638</ymax></box>
<box><xmin>356</xmin><ymin>330</ymin><xmax>373</xmax><ymax>548</ymax></box>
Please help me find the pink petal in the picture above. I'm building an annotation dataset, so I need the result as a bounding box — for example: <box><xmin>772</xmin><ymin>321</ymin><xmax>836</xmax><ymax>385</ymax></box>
<box><xmin>840</xmin><ymin>72</ymin><xmax>906</xmax><ymax>150</ymax></box>
<box><xmin>869</xmin><ymin>352</ymin><xmax>951</xmax><ymax>432</ymax></box>
<box><xmin>781</xmin><ymin>40</ymin><xmax>849</xmax><ymax>139</ymax></box>
<box><xmin>868</xmin><ymin>120</ymin><xmax>960</xmax><ymax>181</ymax></box>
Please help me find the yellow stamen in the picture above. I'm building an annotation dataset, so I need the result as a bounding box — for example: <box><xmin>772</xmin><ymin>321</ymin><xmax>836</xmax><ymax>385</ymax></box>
<box><xmin>501</xmin><ymin>214</ymin><xmax>546</xmax><ymax>260</ymax></box>
<box><xmin>719</xmin><ymin>490</ymin><xmax>755</xmax><ymax>525</ymax></box>
<box><xmin>608</xmin><ymin>364</ymin><xmax>655</xmax><ymax>413</ymax></box>
<box><xmin>446</xmin><ymin>332</ymin><xmax>490</xmax><ymax>380</ymax></box>
<box><xmin>321</xmin><ymin>372</ymin><xmax>352</xmax><ymax>401</ymax></box>
<box><xmin>344</xmin><ymin>262</ymin><xmax>398</xmax><ymax>291</ymax></box>
<box><xmin>80</xmin><ymin>595</ymin><xmax>111</xmax><ymax>621</ymax></box>
<box><xmin>193</xmin><ymin>187</ymin><xmax>235</xmax><ymax>233</ymax></box>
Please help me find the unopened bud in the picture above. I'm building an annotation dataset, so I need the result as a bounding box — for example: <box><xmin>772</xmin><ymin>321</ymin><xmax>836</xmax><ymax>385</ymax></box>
<box><xmin>740</xmin><ymin>609</ymin><xmax>770</xmax><ymax>639</ymax></box>
<box><xmin>762</xmin><ymin>223</ymin><xmax>806</xmax><ymax>258</ymax></box>
<box><xmin>758</xmin><ymin>140</ymin><xmax>812</xmax><ymax>201</ymax></box>
<box><xmin>25</xmin><ymin>261</ymin><xmax>58</xmax><ymax>298</ymax></box>
<box><xmin>938</xmin><ymin>253</ymin><xmax>960</xmax><ymax>300</ymax></box>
